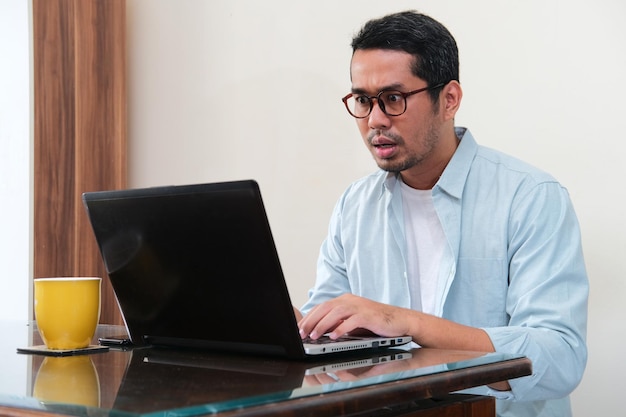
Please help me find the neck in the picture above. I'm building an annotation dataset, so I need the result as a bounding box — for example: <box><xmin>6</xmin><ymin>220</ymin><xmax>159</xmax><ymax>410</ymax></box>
<box><xmin>399</xmin><ymin>164</ymin><xmax>446</xmax><ymax>190</ymax></box>
<box><xmin>400</xmin><ymin>130</ymin><xmax>460</xmax><ymax>190</ymax></box>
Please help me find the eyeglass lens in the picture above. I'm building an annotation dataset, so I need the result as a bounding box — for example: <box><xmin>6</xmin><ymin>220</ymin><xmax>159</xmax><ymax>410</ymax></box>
<box><xmin>346</xmin><ymin>91</ymin><xmax>407</xmax><ymax>118</ymax></box>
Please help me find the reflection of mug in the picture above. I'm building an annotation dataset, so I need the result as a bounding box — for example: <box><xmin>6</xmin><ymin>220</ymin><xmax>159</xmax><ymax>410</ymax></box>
<box><xmin>34</xmin><ymin>277</ymin><xmax>101</xmax><ymax>350</ymax></box>
<box><xmin>33</xmin><ymin>356</ymin><xmax>101</xmax><ymax>407</ymax></box>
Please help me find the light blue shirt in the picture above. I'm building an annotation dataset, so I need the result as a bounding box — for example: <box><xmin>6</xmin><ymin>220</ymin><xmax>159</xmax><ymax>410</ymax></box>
<box><xmin>302</xmin><ymin>128</ymin><xmax>588</xmax><ymax>407</ymax></box>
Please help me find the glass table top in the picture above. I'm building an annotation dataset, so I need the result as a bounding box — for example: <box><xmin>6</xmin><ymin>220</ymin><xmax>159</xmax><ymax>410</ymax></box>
<box><xmin>0</xmin><ymin>321</ymin><xmax>527</xmax><ymax>416</ymax></box>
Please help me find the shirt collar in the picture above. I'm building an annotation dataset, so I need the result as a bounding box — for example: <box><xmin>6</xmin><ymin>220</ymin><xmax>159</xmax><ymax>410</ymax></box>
<box><xmin>435</xmin><ymin>127</ymin><xmax>477</xmax><ymax>199</ymax></box>
<box><xmin>382</xmin><ymin>127</ymin><xmax>477</xmax><ymax>199</ymax></box>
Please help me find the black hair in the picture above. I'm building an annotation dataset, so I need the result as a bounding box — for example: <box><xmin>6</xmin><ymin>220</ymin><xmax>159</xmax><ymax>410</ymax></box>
<box><xmin>351</xmin><ymin>11</ymin><xmax>459</xmax><ymax>102</ymax></box>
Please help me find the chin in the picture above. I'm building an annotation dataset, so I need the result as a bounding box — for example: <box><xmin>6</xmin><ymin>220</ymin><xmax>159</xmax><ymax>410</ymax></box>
<box><xmin>375</xmin><ymin>159</ymin><xmax>405</xmax><ymax>173</ymax></box>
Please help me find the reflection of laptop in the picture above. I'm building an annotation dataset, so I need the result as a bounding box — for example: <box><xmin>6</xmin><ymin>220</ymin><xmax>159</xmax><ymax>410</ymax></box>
<box><xmin>82</xmin><ymin>180</ymin><xmax>411</xmax><ymax>359</ymax></box>
<box><xmin>112</xmin><ymin>348</ymin><xmax>413</xmax><ymax>414</ymax></box>
<box><xmin>141</xmin><ymin>347</ymin><xmax>413</xmax><ymax>377</ymax></box>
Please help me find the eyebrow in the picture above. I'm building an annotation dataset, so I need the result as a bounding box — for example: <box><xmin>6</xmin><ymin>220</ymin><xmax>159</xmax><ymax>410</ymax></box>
<box><xmin>351</xmin><ymin>83</ymin><xmax>407</xmax><ymax>95</ymax></box>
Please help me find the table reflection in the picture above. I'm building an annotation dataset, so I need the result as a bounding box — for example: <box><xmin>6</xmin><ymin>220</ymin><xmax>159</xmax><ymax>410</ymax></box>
<box><xmin>24</xmin><ymin>345</ymin><xmax>489</xmax><ymax>415</ymax></box>
<box><xmin>302</xmin><ymin>348</ymin><xmax>484</xmax><ymax>387</ymax></box>
<box><xmin>33</xmin><ymin>356</ymin><xmax>100</xmax><ymax>407</ymax></box>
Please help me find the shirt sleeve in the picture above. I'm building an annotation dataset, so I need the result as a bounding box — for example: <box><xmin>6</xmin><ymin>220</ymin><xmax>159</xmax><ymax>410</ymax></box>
<box><xmin>300</xmin><ymin>193</ymin><xmax>352</xmax><ymax>314</ymax></box>
<box><xmin>484</xmin><ymin>181</ymin><xmax>589</xmax><ymax>401</ymax></box>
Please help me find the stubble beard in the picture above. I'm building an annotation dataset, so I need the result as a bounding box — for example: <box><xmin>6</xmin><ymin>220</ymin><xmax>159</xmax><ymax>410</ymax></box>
<box><xmin>371</xmin><ymin>125</ymin><xmax>439</xmax><ymax>174</ymax></box>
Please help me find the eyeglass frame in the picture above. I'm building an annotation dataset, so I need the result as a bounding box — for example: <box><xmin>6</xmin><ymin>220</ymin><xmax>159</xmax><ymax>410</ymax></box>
<box><xmin>341</xmin><ymin>83</ymin><xmax>445</xmax><ymax>119</ymax></box>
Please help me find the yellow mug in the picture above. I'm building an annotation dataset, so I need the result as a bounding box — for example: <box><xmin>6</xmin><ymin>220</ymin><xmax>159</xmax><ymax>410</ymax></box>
<box><xmin>34</xmin><ymin>277</ymin><xmax>102</xmax><ymax>350</ymax></box>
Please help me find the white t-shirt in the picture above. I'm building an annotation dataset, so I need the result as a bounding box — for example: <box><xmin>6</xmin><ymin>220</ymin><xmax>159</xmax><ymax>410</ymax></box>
<box><xmin>400</xmin><ymin>180</ymin><xmax>446</xmax><ymax>315</ymax></box>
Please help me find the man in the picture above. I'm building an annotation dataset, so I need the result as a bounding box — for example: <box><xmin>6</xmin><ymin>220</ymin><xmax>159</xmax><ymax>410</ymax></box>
<box><xmin>297</xmin><ymin>10</ymin><xmax>588</xmax><ymax>412</ymax></box>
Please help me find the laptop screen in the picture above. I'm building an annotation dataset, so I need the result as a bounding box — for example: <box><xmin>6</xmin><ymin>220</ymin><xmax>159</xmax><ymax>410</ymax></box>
<box><xmin>83</xmin><ymin>180</ymin><xmax>306</xmax><ymax>357</ymax></box>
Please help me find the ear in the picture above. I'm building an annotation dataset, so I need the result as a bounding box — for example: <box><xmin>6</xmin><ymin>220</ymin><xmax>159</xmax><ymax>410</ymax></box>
<box><xmin>441</xmin><ymin>81</ymin><xmax>462</xmax><ymax>121</ymax></box>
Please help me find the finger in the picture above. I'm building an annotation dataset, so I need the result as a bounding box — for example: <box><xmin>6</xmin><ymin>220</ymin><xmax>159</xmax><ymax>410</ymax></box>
<box><xmin>332</xmin><ymin>370</ymin><xmax>360</xmax><ymax>382</ymax></box>
<box><xmin>328</xmin><ymin>315</ymin><xmax>361</xmax><ymax>339</ymax></box>
<box><xmin>302</xmin><ymin>374</ymin><xmax>323</xmax><ymax>386</ymax></box>
<box><xmin>298</xmin><ymin>304</ymin><xmax>323</xmax><ymax>338</ymax></box>
<box><xmin>309</xmin><ymin>301</ymin><xmax>359</xmax><ymax>339</ymax></box>
<box><xmin>313</xmin><ymin>372</ymin><xmax>342</xmax><ymax>384</ymax></box>
<box><xmin>299</xmin><ymin>302</ymin><xmax>339</xmax><ymax>339</ymax></box>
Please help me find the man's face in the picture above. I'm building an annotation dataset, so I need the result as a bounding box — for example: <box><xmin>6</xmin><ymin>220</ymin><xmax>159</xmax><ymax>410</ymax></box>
<box><xmin>349</xmin><ymin>49</ymin><xmax>453</xmax><ymax>188</ymax></box>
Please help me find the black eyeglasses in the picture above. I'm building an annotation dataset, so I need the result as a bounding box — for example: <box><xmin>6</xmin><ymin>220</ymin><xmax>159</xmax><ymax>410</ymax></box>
<box><xmin>341</xmin><ymin>83</ymin><xmax>445</xmax><ymax>119</ymax></box>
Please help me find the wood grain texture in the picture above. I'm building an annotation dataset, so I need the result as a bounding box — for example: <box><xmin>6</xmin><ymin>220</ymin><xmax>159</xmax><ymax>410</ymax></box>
<box><xmin>33</xmin><ymin>0</ymin><xmax>126</xmax><ymax>325</ymax></box>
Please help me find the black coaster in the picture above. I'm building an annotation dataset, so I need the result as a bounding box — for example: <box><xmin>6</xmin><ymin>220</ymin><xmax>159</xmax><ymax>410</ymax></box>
<box><xmin>17</xmin><ymin>344</ymin><xmax>109</xmax><ymax>356</ymax></box>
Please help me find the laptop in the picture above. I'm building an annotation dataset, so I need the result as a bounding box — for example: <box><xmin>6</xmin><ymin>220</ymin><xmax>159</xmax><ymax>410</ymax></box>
<box><xmin>82</xmin><ymin>180</ymin><xmax>411</xmax><ymax>359</ymax></box>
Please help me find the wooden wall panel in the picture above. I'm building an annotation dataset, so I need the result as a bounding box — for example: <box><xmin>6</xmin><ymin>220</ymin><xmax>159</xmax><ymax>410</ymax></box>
<box><xmin>33</xmin><ymin>0</ymin><xmax>126</xmax><ymax>325</ymax></box>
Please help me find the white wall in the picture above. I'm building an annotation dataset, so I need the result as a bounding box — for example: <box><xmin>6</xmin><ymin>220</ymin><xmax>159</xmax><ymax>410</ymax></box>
<box><xmin>0</xmin><ymin>0</ymin><xmax>32</xmax><ymax>322</ymax></box>
<box><xmin>0</xmin><ymin>0</ymin><xmax>32</xmax><ymax>399</ymax></box>
<box><xmin>123</xmin><ymin>0</ymin><xmax>624</xmax><ymax>415</ymax></box>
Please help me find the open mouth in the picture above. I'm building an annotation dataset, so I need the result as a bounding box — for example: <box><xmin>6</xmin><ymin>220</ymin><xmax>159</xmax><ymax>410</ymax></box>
<box><xmin>373</xmin><ymin>143</ymin><xmax>397</xmax><ymax>159</ymax></box>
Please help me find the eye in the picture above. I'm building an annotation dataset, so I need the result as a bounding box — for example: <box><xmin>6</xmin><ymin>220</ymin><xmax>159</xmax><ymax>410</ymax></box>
<box><xmin>354</xmin><ymin>95</ymin><xmax>371</xmax><ymax>106</ymax></box>
<box><xmin>384</xmin><ymin>92</ymin><xmax>403</xmax><ymax>103</ymax></box>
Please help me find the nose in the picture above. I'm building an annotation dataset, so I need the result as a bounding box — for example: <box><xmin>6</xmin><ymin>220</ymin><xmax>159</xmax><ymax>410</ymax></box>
<box><xmin>367</xmin><ymin>99</ymin><xmax>391</xmax><ymax>130</ymax></box>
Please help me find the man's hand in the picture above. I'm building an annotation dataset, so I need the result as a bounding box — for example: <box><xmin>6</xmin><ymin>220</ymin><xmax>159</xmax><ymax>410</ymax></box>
<box><xmin>297</xmin><ymin>293</ymin><xmax>412</xmax><ymax>340</ymax></box>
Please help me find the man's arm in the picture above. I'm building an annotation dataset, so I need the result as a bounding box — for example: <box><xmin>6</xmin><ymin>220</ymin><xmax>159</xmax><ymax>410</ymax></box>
<box><xmin>298</xmin><ymin>293</ymin><xmax>493</xmax><ymax>351</ymax></box>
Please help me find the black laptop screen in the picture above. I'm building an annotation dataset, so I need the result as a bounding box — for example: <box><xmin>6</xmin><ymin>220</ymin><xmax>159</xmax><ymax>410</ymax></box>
<box><xmin>83</xmin><ymin>180</ymin><xmax>305</xmax><ymax>358</ymax></box>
